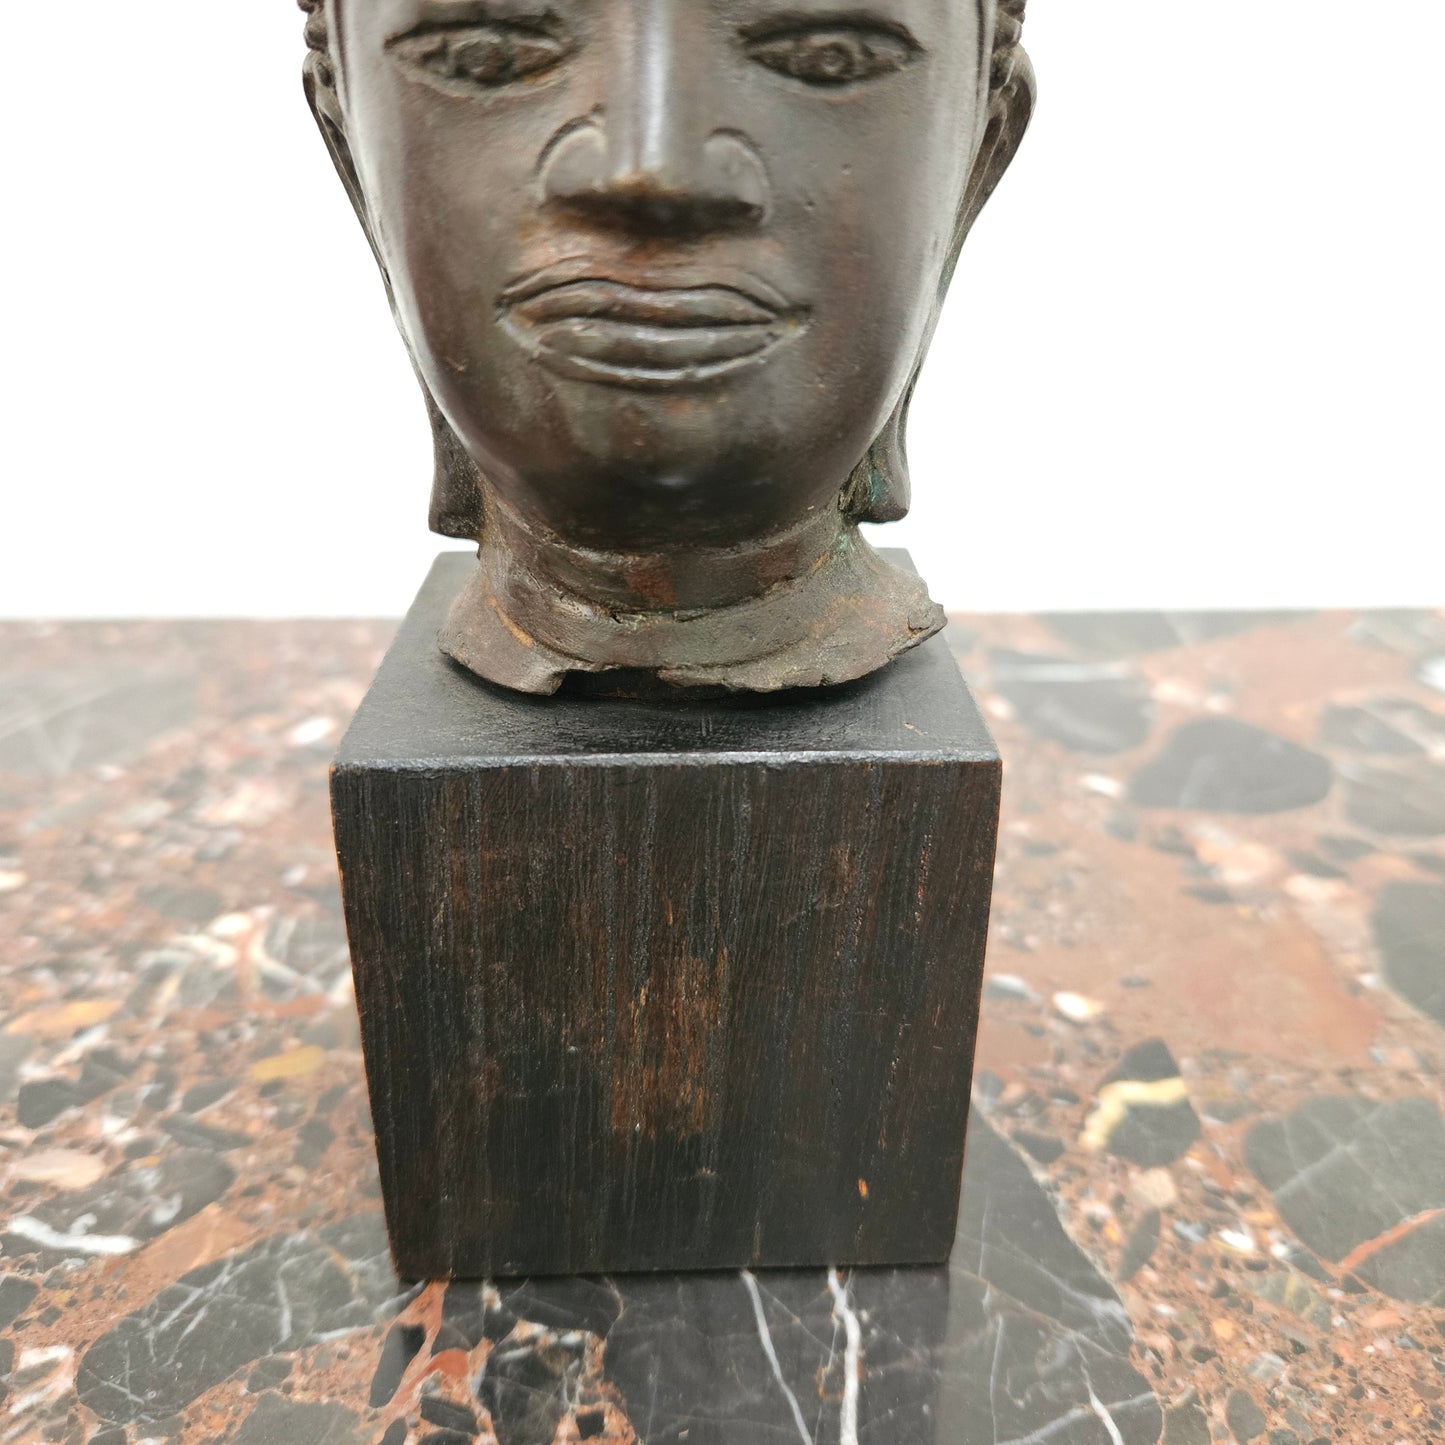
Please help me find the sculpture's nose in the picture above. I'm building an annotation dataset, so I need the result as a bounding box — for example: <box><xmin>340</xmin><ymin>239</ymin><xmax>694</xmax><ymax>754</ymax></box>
<box><xmin>540</xmin><ymin>0</ymin><xmax>769</xmax><ymax>234</ymax></box>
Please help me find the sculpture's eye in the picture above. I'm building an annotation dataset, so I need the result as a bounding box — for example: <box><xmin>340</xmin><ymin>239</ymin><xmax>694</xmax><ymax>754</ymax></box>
<box><xmin>744</xmin><ymin>24</ymin><xmax>920</xmax><ymax>87</ymax></box>
<box><xmin>388</xmin><ymin>22</ymin><xmax>574</xmax><ymax>91</ymax></box>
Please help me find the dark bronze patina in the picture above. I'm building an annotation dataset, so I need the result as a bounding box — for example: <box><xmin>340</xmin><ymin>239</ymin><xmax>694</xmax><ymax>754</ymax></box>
<box><xmin>300</xmin><ymin>0</ymin><xmax>1033</xmax><ymax>694</ymax></box>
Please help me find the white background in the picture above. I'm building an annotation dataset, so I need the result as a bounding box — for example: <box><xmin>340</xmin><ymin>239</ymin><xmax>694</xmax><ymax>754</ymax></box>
<box><xmin>3</xmin><ymin>2</ymin><xmax>1441</xmax><ymax>619</ymax></box>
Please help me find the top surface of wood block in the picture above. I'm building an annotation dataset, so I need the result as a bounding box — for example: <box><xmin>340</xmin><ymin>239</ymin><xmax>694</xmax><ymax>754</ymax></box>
<box><xmin>336</xmin><ymin>551</ymin><xmax>997</xmax><ymax>770</ymax></box>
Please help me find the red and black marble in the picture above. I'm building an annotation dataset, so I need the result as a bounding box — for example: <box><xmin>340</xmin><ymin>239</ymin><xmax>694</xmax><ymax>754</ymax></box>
<box><xmin>1</xmin><ymin>609</ymin><xmax>1443</xmax><ymax>1443</ymax></box>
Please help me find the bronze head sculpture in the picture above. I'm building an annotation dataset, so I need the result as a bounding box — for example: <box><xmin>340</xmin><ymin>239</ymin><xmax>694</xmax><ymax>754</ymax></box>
<box><xmin>301</xmin><ymin>0</ymin><xmax>1033</xmax><ymax>695</ymax></box>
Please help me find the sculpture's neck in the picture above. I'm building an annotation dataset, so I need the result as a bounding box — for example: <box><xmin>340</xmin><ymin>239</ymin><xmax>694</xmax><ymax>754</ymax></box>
<box><xmin>437</xmin><ymin>495</ymin><xmax>946</xmax><ymax>696</ymax></box>
<box><xmin>483</xmin><ymin>496</ymin><xmax>849</xmax><ymax>618</ymax></box>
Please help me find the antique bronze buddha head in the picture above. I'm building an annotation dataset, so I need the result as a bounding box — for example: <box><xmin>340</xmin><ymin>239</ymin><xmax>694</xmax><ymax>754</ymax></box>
<box><xmin>301</xmin><ymin>0</ymin><xmax>1033</xmax><ymax>694</ymax></box>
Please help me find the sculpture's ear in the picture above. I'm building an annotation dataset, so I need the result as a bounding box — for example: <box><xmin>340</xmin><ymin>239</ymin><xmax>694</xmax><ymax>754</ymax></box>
<box><xmin>843</xmin><ymin>42</ymin><xmax>1036</xmax><ymax>526</ymax></box>
<box><xmin>302</xmin><ymin>19</ymin><xmax>487</xmax><ymax>543</ymax></box>
<box><xmin>302</xmin><ymin>45</ymin><xmax>377</xmax><ymax>269</ymax></box>
<box><xmin>953</xmin><ymin>43</ymin><xmax>1036</xmax><ymax>269</ymax></box>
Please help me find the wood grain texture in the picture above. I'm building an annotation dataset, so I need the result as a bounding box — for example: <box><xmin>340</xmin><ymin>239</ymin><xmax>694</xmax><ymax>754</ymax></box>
<box><xmin>333</xmin><ymin>554</ymin><xmax>1001</xmax><ymax>1278</ymax></box>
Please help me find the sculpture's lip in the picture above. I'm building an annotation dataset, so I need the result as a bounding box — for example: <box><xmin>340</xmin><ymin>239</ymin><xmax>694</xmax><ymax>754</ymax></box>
<box><xmin>500</xmin><ymin>260</ymin><xmax>797</xmax><ymax>314</ymax></box>
<box><xmin>499</xmin><ymin>263</ymin><xmax>808</xmax><ymax>389</ymax></box>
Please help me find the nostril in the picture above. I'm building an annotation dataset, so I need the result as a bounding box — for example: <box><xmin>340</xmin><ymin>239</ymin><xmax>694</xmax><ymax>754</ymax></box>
<box><xmin>539</xmin><ymin>119</ymin><xmax>771</xmax><ymax>235</ymax></box>
<box><xmin>702</xmin><ymin>131</ymin><xmax>770</xmax><ymax>216</ymax></box>
<box><xmin>538</xmin><ymin>118</ymin><xmax>610</xmax><ymax>206</ymax></box>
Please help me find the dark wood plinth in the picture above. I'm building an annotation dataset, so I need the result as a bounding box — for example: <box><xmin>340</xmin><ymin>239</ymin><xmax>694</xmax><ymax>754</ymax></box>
<box><xmin>332</xmin><ymin>552</ymin><xmax>1001</xmax><ymax>1279</ymax></box>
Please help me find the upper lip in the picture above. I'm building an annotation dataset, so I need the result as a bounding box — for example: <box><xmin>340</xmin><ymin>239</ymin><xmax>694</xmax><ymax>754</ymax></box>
<box><xmin>499</xmin><ymin>260</ymin><xmax>798</xmax><ymax>327</ymax></box>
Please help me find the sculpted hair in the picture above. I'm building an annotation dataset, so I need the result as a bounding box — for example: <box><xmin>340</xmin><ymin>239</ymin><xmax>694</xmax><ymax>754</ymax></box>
<box><xmin>297</xmin><ymin>0</ymin><xmax>1031</xmax><ymax>539</ymax></box>
<box><xmin>995</xmin><ymin>1</ymin><xmax>1028</xmax><ymax>98</ymax></box>
<box><xmin>298</xmin><ymin>0</ymin><xmax>328</xmax><ymax>75</ymax></box>
<box><xmin>298</xmin><ymin>0</ymin><xmax>331</xmax><ymax>91</ymax></box>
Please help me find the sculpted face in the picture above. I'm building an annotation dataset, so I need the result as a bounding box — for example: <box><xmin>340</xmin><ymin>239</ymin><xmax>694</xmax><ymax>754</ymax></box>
<box><xmin>304</xmin><ymin>0</ymin><xmax>1033</xmax><ymax>692</ymax></box>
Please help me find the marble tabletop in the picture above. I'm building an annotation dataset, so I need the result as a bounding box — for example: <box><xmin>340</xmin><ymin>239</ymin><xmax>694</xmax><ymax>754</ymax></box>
<box><xmin>1</xmin><ymin>609</ymin><xmax>1442</xmax><ymax>1445</ymax></box>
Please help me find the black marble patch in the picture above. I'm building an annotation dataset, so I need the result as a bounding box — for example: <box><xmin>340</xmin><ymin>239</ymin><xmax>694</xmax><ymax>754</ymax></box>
<box><xmin>1044</xmin><ymin>612</ymin><xmax>1304</xmax><ymax>660</ymax></box>
<box><xmin>420</xmin><ymin>1396</ymin><xmax>479</xmax><ymax>1433</ymax></box>
<box><xmin>1286</xmin><ymin>849</ymin><xmax>1349</xmax><ymax>880</ymax></box>
<box><xmin>1086</xmin><ymin>1039</ymin><xmax>1201</xmax><ymax>1168</ymax></box>
<box><xmin>180</xmin><ymin>1078</ymin><xmax>236</xmax><ymax>1114</ymax></box>
<box><xmin>0</xmin><ymin>669</ymin><xmax>195</xmax><ymax>777</ymax></box>
<box><xmin>16</xmin><ymin>1077</ymin><xmax>83</xmax><ymax>1129</ymax></box>
<box><xmin>1226</xmin><ymin>1388</ymin><xmax>1267</xmax><ymax>1441</ymax></box>
<box><xmin>0</xmin><ymin>1275</ymin><xmax>36</xmax><ymax>1330</ymax></box>
<box><xmin>1014</xmin><ymin>1129</ymin><xmax>1066</xmax><ymax>1165</ymax></box>
<box><xmin>245</xmin><ymin>1356</ymin><xmax>294</xmax><ymax>1394</ymax></box>
<box><xmin>1130</xmin><ymin>719</ymin><xmax>1333</xmax><ymax>814</ymax></box>
<box><xmin>438</xmin><ymin>1282</ymin><xmax>498</xmax><ymax>1351</ymax></box>
<box><xmin>1318</xmin><ymin>700</ymin><xmax>1438</xmax><ymax>755</ymax></box>
<box><xmin>1342</xmin><ymin>761</ymin><xmax>1445</xmax><ymax>837</ymax></box>
<box><xmin>369</xmin><ymin>1323</ymin><xmax>426</xmax><ymax>1407</ymax></box>
<box><xmin>75</xmin><ymin>1215</ymin><xmax>404</xmax><ymax>1426</ymax></box>
<box><xmin>77</xmin><ymin>1048</ymin><xmax>134</xmax><ymax>1102</ymax></box>
<box><xmin>294</xmin><ymin>1118</ymin><xmax>335</xmax><ymax>1170</ymax></box>
<box><xmin>959</xmin><ymin>1116</ymin><xmax>1137</xmax><ymax>1353</ymax></box>
<box><xmin>989</xmin><ymin>650</ymin><xmax>1154</xmax><ymax>755</ymax></box>
<box><xmin>928</xmin><ymin>1276</ymin><xmax>1160</xmax><ymax>1445</ymax></box>
<box><xmin>137</xmin><ymin>882</ymin><xmax>225</xmax><ymax>924</ymax></box>
<box><xmin>160</xmin><ymin>1115</ymin><xmax>252</xmax><ymax>1152</ymax></box>
<box><xmin>232</xmin><ymin>1391</ymin><xmax>359</xmax><ymax>1445</ymax></box>
<box><xmin>1245</xmin><ymin>1097</ymin><xmax>1445</xmax><ymax>1304</ymax></box>
<box><xmin>1317</xmin><ymin>834</ymin><xmax>1376</xmax><ymax>863</ymax></box>
<box><xmin>1118</xmin><ymin>1209</ymin><xmax>1161</xmax><ymax>1282</ymax></box>
<box><xmin>1152</xmin><ymin>824</ymin><xmax>1197</xmax><ymax>856</ymax></box>
<box><xmin>1348</xmin><ymin>611</ymin><xmax>1445</xmax><ymax>656</ymax></box>
<box><xmin>1185</xmin><ymin>882</ymin><xmax>1235</xmax><ymax>906</ymax></box>
<box><xmin>1372</xmin><ymin>880</ymin><xmax>1445</xmax><ymax>1026</ymax></box>
<box><xmin>1163</xmin><ymin>1396</ymin><xmax>1211</xmax><ymax>1445</ymax></box>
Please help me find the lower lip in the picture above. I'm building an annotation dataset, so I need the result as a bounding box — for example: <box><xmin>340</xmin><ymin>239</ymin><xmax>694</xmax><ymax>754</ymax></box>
<box><xmin>500</xmin><ymin>290</ymin><xmax>805</xmax><ymax>388</ymax></box>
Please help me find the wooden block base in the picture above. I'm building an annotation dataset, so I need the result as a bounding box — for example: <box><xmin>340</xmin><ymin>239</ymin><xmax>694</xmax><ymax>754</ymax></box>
<box><xmin>332</xmin><ymin>553</ymin><xmax>1001</xmax><ymax>1278</ymax></box>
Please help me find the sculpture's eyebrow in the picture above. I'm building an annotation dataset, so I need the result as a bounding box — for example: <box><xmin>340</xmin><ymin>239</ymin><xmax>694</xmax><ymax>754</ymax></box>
<box><xmin>407</xmin><ymin>0</ymin><xmax>563</xmax><ymax>23</ymax></box>
<box><xmin>738</xmin><ymin>7</ymin><xmax>924</xmax><ymax>46</ymax></box>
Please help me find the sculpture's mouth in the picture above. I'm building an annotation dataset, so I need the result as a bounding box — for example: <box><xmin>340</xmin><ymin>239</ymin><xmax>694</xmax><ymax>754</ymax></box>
<box><xmin>499</xmin><ymin>264</ymin><xmax>809</xmax><ymax>389</ymax></box>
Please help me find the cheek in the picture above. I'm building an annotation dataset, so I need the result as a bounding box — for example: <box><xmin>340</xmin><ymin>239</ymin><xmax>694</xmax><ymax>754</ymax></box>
<box><xmin>351</xmin><ymin>110</ymin><xmax>535</xmax><ymax>382</ymax></box>
<box><xmin>393</xmin><ymin>169</ymin><xmax>506</xmax><ymax>373</ymax></box>
<box><xmin>773</xmin><ymin>84</ymin><xmax>976</xmax><ymax>303</ymax></box>
<box><xmin>765</xmin><ymin>87</ymin><xmax>977</xmax><ymax>428</ymax></box>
